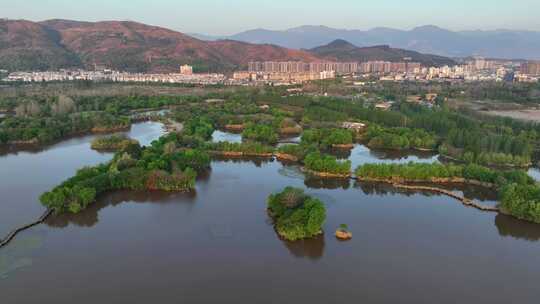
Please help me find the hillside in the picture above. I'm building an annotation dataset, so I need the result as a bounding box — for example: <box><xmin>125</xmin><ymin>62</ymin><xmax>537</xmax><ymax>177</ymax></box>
<box><xmin>0</xmin><ymin>19</ymin><xmax>319</xmax><ymax>72</ymax></box>
<box><xmin>310</xmin><ymin>39</ymin><xmax>456</xmax><ymax>66</ymax></box>
<box><xmin>0</xmin><ymin>19</ymin><xmax>457</xmax><ymax>72</ymax></box>
<box><xmin>0</xmin><ymin>19</ymin><xmax>82</xmax><ymax>71</ymax></box>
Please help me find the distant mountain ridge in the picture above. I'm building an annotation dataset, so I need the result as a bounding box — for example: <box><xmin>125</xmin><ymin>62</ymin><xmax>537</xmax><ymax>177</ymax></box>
<box><xmin>310</xmin><ymin>40</ymin><xmax>456</xmax><ymax>66</ymax></box>
<box><xmin>195</xmin><ymin>25</ymin><xmax>540</xmax><ymax>60</ymax></box>
<box><xmin>0</xmin><ymin>19</ymin><xmax>455</xmax><ymax>72</ymax></box>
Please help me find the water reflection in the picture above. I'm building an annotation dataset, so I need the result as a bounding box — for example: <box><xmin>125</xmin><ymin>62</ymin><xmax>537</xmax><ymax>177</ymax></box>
<box><xmin>281</xmin><ymin>234</ymin><xmax>325</xmax><ymax>260</ymax></box>
<box><xmin>424</xmin><ymin>182</ymin><xmax>499</xmax><ymax>207</ymax></box>
<box><xmin>495</xmin><ymin>214</ymin><xmax>540</xmax><ymax>241</ymax></box>
<box><xmin>212</xmin><ymin>130</ymin><xmax>242</xmax><ymax>143</ymax></box>
<box><xmin>305</xmin><ymin>176</ymin><xmax>351</xmax><ymax>190</ymax></box>
<box><xmin>0</xmin><ymin>231</ymin><xmax>45</xmax><ymax>280</ymax></box>
<box><xmin>353</xmin><ymin>178</ymin><xmax>499</xmax><ymax>208</ymax></box>
<box><xmin>527</xmin><ymin>167</ymin><xmax>540</xmax><ymax>182</ymax></box>
<box><xmin>0</xmin><ymin>121</ymin><xmax>165</xmax><ymax>157</ymax></box>
<box><xmin>45</xmin><ymin>190</ymin><xmax>197</xmax><ymax>229</ymax></box>
<box><xmin>346</xmin><ymin>144</ymin><xmax>439</xmax><ymax>169</ymax></box>
<box><xmin>277</xmin><ymin>165</ymin><xmax>305</xmax><ymax>180</ymax></box>
<box><xmin>278</xmin><ymin>135</ymin><xmax>301</xmax><ymax>144</ymax></box>
<box><xmin>0</xmin><ymin>121</ymin><xmax>165</xmax><ymax>235</ymax></box>
<box><xmin>355</xmin><ymin>181</ymin><xmax>419</xmax><ymax>197</ymax></box>
<box><xmin>212</xmin><ymin>156</ymin><xmax>273</xmax><ymax>167</ymax></box>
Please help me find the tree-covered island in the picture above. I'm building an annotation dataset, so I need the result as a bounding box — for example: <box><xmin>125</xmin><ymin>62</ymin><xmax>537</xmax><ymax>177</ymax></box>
<box><xmin>267</xmin><ymin>187</ymin><xmax>327</xmax><ymax>241</ymax></box>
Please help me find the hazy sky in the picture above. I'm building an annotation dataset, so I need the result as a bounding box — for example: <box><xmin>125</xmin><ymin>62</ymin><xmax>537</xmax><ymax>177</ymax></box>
<box><xmin>2</xmin><ymin>0</ymin><xmax>539</xmax><ymax>35</ymax></box>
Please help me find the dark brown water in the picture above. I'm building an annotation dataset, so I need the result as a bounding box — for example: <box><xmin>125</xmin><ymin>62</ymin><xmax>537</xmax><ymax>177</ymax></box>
<box><xmin>1</xmin><ymin>129</ymin><xmax>540</xmax><ymax>303</ymax></box>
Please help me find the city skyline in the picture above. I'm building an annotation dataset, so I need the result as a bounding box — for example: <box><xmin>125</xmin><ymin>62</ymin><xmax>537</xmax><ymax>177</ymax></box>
<box><xmin>2</xmin><ymin>0</ymin><xmax>540</xmax><ymax>35</ymax></box>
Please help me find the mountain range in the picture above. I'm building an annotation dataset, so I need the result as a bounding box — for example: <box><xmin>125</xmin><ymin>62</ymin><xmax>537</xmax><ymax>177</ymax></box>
<box><xmin>0</xmin><ymin>19</ymin><xmax>455</xmax><ymax>72</ymax></box>
<box><xmin>192</xmin><ymin>25</ymin><xmax>540</xmax><ymax>60</ymax></box>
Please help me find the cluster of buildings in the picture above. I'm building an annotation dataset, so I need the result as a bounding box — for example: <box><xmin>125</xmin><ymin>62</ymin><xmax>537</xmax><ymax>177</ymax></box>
<box><xmin>247</xmin><ymin>61</ymin><xmax>358</xmax><ymax>75</ymax></box>
<box><xmin>236</xmin><ymin>60</ymin><xmax>421</xmax><ymax>84</ymax></box>
<box><xmin>358</xmin><ymin>61</ymin><xmax>421</xmax><ymax>73</ymax></box>
<box><xmin>246</xmin><ymin>60</ymin><xmax>424</xmax><ymax>75</ymax></box>
<box><xmin>374</xmin><ymin>58</ymin><xmax>530</xmax><ymax>82</ymax></box>
<box><xmin>521</xmin><ymin>61</ymin><xmax>540</xmax><ymax>75</ymax></box>
<box><xmin>233</xmin><ymin>70</ymin><xmax>336</xmax><ymax>84</ymax></box>
<box><xmin>3</xmin><ymin>65</ymin><xmax>227</xmax><ymax>85</ymax></box>
<box><xmin>3</xmin><ymin>59</ymin><xmax>539</xmax><ymax>86</ymax></box>
<box><xmin>239</xmin><ymin>58</ymin><xmax>528</xmax><ymax>84</ymax></box>
<box><xmin>517</xmin><ymin>61</ymin><xmax>540</xmax><ymax>82</ymax></box>
<box><xmin>235</xmin><ymin>61</ymin><xmax>359</xmax><ymax>84</ymax></box>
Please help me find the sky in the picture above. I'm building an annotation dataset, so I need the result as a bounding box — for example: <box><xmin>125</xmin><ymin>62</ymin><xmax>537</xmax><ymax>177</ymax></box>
<box><xmin>2</xmin><ymin>0</ymin><xmax>539</xmax><ymax>35</ymax></box>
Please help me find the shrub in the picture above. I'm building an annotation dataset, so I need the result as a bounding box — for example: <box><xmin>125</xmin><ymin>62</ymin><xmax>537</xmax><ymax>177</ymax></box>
<box><xmin>242</xmin><ymin>123</ymin><xmax>278</xmax><ymax>144</ymax></box>
<box><xmin>500</xmin><ymin>183</ymin><xmax>540</xmax><ymax>224</ymax></box>
<box><xmin>277</xmin><ymin>144</ymin><xmax>315</xmax><ymax>161</ymax></box>
<box><xmin>91</xmin><ymin>135</ymin><xmax>139</xmax><ymax>151</ymax></box>
<box><xmin>304</xmin><ymin>152</ymin><xmax>351</xmax><ymax>175</ymax></box>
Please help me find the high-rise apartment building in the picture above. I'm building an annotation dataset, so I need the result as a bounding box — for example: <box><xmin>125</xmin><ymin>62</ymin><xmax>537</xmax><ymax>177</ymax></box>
<box><xmin>180</xmin><ymin>64</ymin><xmax>193</xmax><ymax>75</ymax></box>
<box><xmin>248</xmin><ymin>61</ymin><xmax>357</xmax><ymax>75</ymax></box>
<box><xmin>521</xmin><ymin>61</ymin><xmax>540</xmax><ymax>75</ymax></box>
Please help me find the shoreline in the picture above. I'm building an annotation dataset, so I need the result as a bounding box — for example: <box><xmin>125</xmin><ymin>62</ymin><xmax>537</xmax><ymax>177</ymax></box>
<box><xmin>332</xmin><ymin>143</ymin><xmax>355</xmax><ymax>149</ymax></box>
<box><xmin>302</xmin><ymin>167</ymin><xmax>352</xmax><ymax>179</ymax></box>
<box><xmin>1</xmin><ymin>124</ymin><xmax>132</xmax><ymax>151</ymax></box>
<box><xmin>274</xmin><ymin>152</ymin><xmax>299</xmax><ymax>162</ymax></box>
<box><xmin>356</xmin><ymin>176</ymin><xmax>496</xmax><ymax>189</ymax></box>
<box><xmin>439</xmin><ymin>153</ymin><xmax>532</xmax><ymax>169</ymax></box>
<box><xmin>223</xmin><ymin>124</ymin><xmax>245</xmax><ymax>132</ymax></box>
<box><xmin>209</xmin><ymin>150</ymin><xmax>274</xmax><ymax>158</ymax></box>
<box><xmin>352</xmin><ymin>177</ymin><xmax>499</xmax><ymax>212</ymax></box>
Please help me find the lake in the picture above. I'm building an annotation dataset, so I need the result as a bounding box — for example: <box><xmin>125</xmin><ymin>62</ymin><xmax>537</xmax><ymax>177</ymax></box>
<box><xmin>1</xmin><ymin>129</ymin><xmax>539</xmax><ymax>303</ymax></box>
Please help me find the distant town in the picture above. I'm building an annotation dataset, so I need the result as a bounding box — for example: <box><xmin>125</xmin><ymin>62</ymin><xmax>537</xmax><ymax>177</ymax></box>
<box><xmin>2</xmin><ymin>58</ymin><xmax>539</xmax><ymax>86</ymax></box>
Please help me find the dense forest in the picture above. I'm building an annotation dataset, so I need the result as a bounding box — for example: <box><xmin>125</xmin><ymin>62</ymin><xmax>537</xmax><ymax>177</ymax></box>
<box><xmin>0</xmin><ymin>95</ymin><xmax>194</xmax><ymax>145</ymax></box>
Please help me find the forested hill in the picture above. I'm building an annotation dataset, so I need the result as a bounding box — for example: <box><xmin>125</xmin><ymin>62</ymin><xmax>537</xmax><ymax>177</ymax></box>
<box><xmin>0</xmin><ymin>19</ymin><xmax>319</xmax><ymax>73</ymax></box>
<box><xmin>310</xmin><ymin>40</ymin><xmax>456</xmax><ymax>67</ymax></box>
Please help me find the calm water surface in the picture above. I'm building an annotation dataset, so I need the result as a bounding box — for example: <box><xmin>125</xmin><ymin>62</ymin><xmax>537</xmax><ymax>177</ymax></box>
<box><xmin>0</xmin><ymin>122</ymin><xmax>165</xmax><ymax>235</ymax></box>
<box><xmin>1</xmin><ymin>129</ymin><xmax>540</xmax><ymax>303</ymax></box>
<box><xmin>212</xmin><ymin>130</ymin><xmax>242</xmax><ymax>143</ymax></box>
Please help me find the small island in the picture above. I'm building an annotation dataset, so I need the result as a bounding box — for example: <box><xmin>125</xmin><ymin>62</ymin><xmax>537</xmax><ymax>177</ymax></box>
<box><xmin>304</xmin><ymin>151</ymin><xmax>352</xmax><ymax>178</ymax></box>
<box><xmin>91</xmin><ymin>135</ymin><xmax>140</xmax><ymax>151</ymax></box>
<box><xmin>335</xmin><ymin>224</ymin><xmax>352</xmax><ymax>240</ymax></box>
<box><xmin>267</xmin><ymin>187</ymin><xmax>327</xmax><ymax>241</ymax></box>
<box><xmin>364</xmin><ymin>125</ymin><xmax>437</xmax><ymax>151</ymax></box>
<box><xmin>301</xmin><ymin>128</ymin><xmax>355</xmax><ymax>150</ymax></box>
